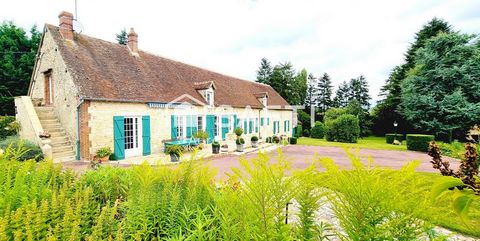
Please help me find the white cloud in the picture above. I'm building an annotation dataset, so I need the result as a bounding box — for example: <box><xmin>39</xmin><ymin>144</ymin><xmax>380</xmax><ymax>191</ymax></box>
<box><xmin>1</xmin><ymin>0</ymin><xmax>479</xmax><ymax>101</ymax></box>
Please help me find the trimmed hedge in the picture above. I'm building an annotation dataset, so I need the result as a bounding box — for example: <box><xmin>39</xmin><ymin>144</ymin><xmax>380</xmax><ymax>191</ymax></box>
<box><xmin>406</xmin><ymin>134</ymin><xmax>434</xmax><ymax>152</ymax></box>
<box><xmin>310</xmin><ymin>121</ymin><xmax>325</xmax><ymax>139</ymax></box>
<box><xmin>0</xmin><ymin>116</ymin><xmax>17</xmax><ymax>140</ymax></box>
<box><xmin>295</xmin><ymin>125</ymin><xmax>303</xmax><ymax>138</ymax></box>
<box><xmin>385</xmin><ymin>133</ymin><xmax>405</xmax><ymax>144</ymax></box>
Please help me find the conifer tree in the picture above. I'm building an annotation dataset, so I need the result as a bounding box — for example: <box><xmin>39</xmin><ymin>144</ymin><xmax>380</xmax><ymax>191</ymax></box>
<box><xmin>115</xmin><ymin>28</ymin><xmax>128</xmax><ymax>45</ymax></box>
<box><xmin>316</xmin><ymin>73</ymin><xmax>333</xmax><ymax>114</ymax></box>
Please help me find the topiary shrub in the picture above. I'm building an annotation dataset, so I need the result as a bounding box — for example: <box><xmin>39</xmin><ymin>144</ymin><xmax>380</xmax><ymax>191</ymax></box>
<box><xmin>310</xmin><ymin>121</ymin><xmax>325</xmax><ymax>139</ymax></box>
<box><xmin>406</xmin><ymin>134</ymin><xmax>434</xmax><ymax>152</ymax></box>
<box><xmin>265</xmin><ymin>136</ymin><xmax>272</xmax><ymax>143</ymax></box>
<box><xmin>0</xmin><ymin>136</ymin><xmax>44</xmax><ymax>161</ymax></box>
<box><xmin>385</xmin><ymin>133</ymin><xmax>405</xmax><ymax>144</ymax></box>
<box><xmin>303</xmin><ymin>129</ymin><xmax>310</xmax><ymax>137</ymax></box>
<box><xmin>288</xmin><ymin>137</ymin><xmax>297</xmax><ymax>145</ymax></box>
<box><xmin>324</xmin><ymin>114</ymin><xmax>360</xmax><ymax>143</ymax></box>
<box><xmin>295</xmin><ymin>125</ymin><xmax>303</xmax><ymax>138</ymax></box>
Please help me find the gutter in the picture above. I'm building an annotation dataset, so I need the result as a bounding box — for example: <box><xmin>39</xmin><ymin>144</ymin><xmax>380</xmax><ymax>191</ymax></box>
<box><xmin>75</xmin><ymin>98</ymin><xmax>85</xmax><ymax>160</ymax></box>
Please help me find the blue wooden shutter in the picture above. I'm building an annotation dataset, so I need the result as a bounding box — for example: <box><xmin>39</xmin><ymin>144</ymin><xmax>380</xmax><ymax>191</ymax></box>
<box><xmin>186</xmin><ymin>115</ymin><xmax>192</xmax><ymax>138</ymax></box>
<box><xmin>171</xmin><ymin>115</ymin><xmax>177</xmax><ymax>139</ymax></box>
<box><xmin>206</xmin><ymin>115</ymin><xmax>215</xmax><ymax>143</ymax></box>
<box><xmin>233</xmin><ymin>114</ymin><xmax>238</xmax><ymax>127</ymax></box>
<box><xmin>261</xmin><ymin>117</ymin><xmax>264</xmax><ymax>126</ymax></box>
<box><xmin>142</xmin><ymin>116</ymin><xmax>151</xmax><ymax>156</ymax></box>
<box><xmin>222</xmin><ymin>115</ymin><xmax>229</xmax><ymax>140</ymax></box>
<box><xmin>113</xmin><ymin>116</ymin><xmax>125</xmax><ymax>160</ymax></box>
<box><xmin>192</xmin><ymin>115</ymin><xmax>198</xmax><ymax>136</ymax></box>
<box><xmin>249</xmin><ymin>119</ymin><xmax>253</xmax><ymax>134</ymax></box>
<box><xmin>255</xmin><ymin>118</ymin><xmax>259</xmax><ymax>132</ymax></box>
<box><xmin>243</xmin><ymin>119</ymin><xmax>247</xmax><ymax>133</ymax></box>
<box><xmin>284</xmin><ymin>120</ymin><xmax>287</xmax><ymax>132</ymax></box>
<box><xmin>267</xmin><ymin>118</ymin><xmax>270</xmax><ymax>125</ymax></box>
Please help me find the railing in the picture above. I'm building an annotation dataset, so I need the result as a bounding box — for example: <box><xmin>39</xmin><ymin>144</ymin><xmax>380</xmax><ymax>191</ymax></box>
<box><xmin>14</xmin><ymin>96</ymin><xmax>53</xmax><ymax>159</ymax></box>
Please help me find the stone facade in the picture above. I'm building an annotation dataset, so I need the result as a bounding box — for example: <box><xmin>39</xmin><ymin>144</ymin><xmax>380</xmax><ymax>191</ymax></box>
<box><xmin>29</xmin><ymin>27</ymin><xmax>80</xmax><ymax>149</ymax></box>
<box><xmin>87</xmin><ymin>101</ymin><xmax>293</xmax><ymax>158</ymax></box>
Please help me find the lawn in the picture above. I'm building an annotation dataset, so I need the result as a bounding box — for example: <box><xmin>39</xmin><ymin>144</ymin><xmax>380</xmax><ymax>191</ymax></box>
<box><xmin>298</xmin><ymin>136</ymin><xmax>408</xmax><ymax>151</ymax></box>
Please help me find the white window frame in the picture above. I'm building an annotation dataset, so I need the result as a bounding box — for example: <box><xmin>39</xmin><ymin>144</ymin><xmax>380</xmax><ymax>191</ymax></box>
<box><xmin>197</xmin><ymin>115</ymin><xmax>204</xmax><ymax>131</ymax></box>
<box><xmin>205</xmin><ymin>90</ymin><xmax>214</xmax><ymax>106</ymax></box>
<box><xmin>124</xmin><ymin>116</ymin><xmax>143</xmax><ymax>157</ymax></box>
<box><xmin>176</xmin><ymin>116</ymin><xmax>185</xmax><ymax>139</ymax></box>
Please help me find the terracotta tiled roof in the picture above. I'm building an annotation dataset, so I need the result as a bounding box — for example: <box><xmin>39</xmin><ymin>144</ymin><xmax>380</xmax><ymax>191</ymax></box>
<box><xmin>46</xmin><ymin>25</ymin><xmax>290</xmax><ymax>109</ymax></box>
<box><xmin>193</xmin><ymin>81</ymin><xmax>216</xmax><ymax>90</ymax></box>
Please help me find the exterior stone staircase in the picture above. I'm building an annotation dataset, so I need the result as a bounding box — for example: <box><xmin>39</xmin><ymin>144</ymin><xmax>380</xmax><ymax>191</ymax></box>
<box><xmin>35</xmin><ymin>107</ymin><xmax>76</xmax><ymax>162</ymax></box>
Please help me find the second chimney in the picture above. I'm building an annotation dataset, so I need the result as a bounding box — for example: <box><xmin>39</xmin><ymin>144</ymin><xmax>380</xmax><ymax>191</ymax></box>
<box><xmin>58</xmin><ymin>11</ymin><xmax>74</xmax><ymax>41</ymax></box>
<box><xmin>128</xmin><ymin>28</ymin><xmax>138</xmax><ymax>55</ymax></box>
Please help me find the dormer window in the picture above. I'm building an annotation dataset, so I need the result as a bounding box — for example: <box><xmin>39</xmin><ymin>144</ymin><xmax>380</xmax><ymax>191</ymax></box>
<box><xmin>194</xmin><ymin>81</ymin><xmax>216</xmax><ymax>106</ymax></box>
<box><xmin>206</xmin><ymin>89</ymin><xmax>214</xmax><ymax>106</ymax></box>
<box><xmin>262</xmin><ymin>96</ymin><xmax>267</xmax><ymax>107</ymax></box>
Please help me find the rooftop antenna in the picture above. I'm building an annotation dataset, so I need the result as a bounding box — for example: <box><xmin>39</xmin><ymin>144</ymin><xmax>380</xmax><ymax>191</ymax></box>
<box><xmin>72</xmin><ymin>0</ymin><xmax>84</xmax><ymax>33</ymax></box>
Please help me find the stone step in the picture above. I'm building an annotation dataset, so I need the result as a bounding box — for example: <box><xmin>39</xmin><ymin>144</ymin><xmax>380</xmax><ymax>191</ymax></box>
<box><xmin>43</xmin><ymin>123</ymin><xmax>62</xmax><ymax>129</ymax></box>
<box><xmin>53</xmin><ymin>145</ymin><xmax>74</xmax><ymax>153</ymax></box>
<box><xmin>51</xmin><ymin>139</ymin><xmax>71</xmax><ymax>146</ymax></box>
<box><xmin>43</xmin><ymin>127</ymin><xmax>65</xmax><ymax>133</ymax></box>
<box><xmin>50</xmin><ymin>136</ymin><xmax>69</xmax><ymax>143</ymax></box>
<box><xmin>54</xmin><ymin>155</ymin><xmax>76</xmax><ymax>162</ymax></box>
<box><xmin>53</xmin><ymin>150</ymin><xmax>76</xmax><ymax>159</ymax></box>
<box><xmin>49</xmin><ymin>131</ymin><xmax>67</xmax><ymax>137</ymax></box>
<box><xmin>40</xmin><ymin>119</ymin><xmax>60</xmax><ymax>125</ymax></box>
<box><xmin>35</xmin><ymin>107</ymin><xmax>54</xmax><ymax>112</ymax></box>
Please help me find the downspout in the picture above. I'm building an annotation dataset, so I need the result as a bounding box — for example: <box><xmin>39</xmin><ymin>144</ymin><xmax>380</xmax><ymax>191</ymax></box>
<box><xmin>76</xmin><ymin>98</ymin><xmax>85</xmax><ymax>160</ymax></box>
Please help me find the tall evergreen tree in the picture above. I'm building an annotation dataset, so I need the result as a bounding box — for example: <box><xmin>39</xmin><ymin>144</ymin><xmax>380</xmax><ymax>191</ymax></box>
<box><xmin>348</xmin><ymin>75</ymin><xmax>371</xmax><ymax>110</ymax></box>
<box><xmin>333</xmin><ymin>81</ymin><xmax>350</xmax><ymax>108</ymax></box>
<box><xmin>305</xmin><ymin>73</ymin><xmax>317</xmax><ymax>108</ymax></box>
<box><xmin>270</xmin><ymin>62</ymin><xmax>297</xmax><ymax>104</ymax></box>
<box><xmin>316</xmin><ymin>73</ymin><xmax>333</xmax><ymax>114</ymax></box>
<box><xmin>374</xmin><ymin>18</ymin><xmax>452</xmax><ymax>135</ymax></box>
<box><xmin>293</xmin><ymin>69</ymin><xmax>308</xmax><ymax>105</ymax></box>
<box><xmin>116</xmin><ymin>29</ymin><xmax>128</xmax><ymax>45</ymax></box>
<box><xmin>256</xmin><ymin>57</ymin><xmax>273</xmax><ymax>85</ymax></box>
<box><xmin>0</xmin><ymin>22</ymin><xmax>41</xmax><ymax>115</ymax></box>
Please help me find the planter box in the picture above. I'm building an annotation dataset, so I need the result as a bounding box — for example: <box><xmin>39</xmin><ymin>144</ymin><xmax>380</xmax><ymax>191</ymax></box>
<box><xmin>170</xmin><ymin>154</ymin><xmax>180</xmax><ymax>162</ymax></box>
<box><xmin>251</xmin><ymin>141</ymin><xmax>258</xmax><ymax>148</ymax></box>
<box><xmin>212</xmin><ymin>145</ymin><xmax>220</xmax><ymax>154</ymax></box>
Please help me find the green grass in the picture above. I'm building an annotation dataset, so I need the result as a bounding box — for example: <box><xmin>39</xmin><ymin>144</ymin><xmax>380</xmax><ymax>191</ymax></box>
<box><xmin>298</xmin><ymin>136</ymin><xmax>408</xmax><ymax>151</ymax></box>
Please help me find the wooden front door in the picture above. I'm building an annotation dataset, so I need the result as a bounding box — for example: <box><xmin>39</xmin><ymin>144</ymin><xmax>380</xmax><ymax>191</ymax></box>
<box><xmin>44</xmin><ymin>73</ymin><xmax>53</xmax><ymax>105</ymax></box>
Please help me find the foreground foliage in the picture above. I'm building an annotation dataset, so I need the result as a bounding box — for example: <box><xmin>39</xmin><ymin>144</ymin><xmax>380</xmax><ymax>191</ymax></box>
<box><xmin>0</xmin><ymin>148</ymin><xmax>479</xmax><ymax>240</ymax></box>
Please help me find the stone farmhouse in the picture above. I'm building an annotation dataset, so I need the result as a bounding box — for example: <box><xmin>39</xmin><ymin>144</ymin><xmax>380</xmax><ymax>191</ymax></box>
<box><xmin>15</xmin><ymin>11</ymin><xmax>294</xmax><ymax>161</ymax></box>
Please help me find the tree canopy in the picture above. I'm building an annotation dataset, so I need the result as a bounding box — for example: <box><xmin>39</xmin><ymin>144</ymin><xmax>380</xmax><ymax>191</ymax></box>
<box><xmin>400</xmin><ymin>32</ymin><xmax>480</xmax><ymax>139</ymax></box>
<box><xmin>116</xmin><ymin>29</ymin><xmax>127</xmax><ymax>45</ymax></box>
<box><xmin>0</xmin><ymin>22</ymin><xmax>41</xmax><ymax>115</ymax></box>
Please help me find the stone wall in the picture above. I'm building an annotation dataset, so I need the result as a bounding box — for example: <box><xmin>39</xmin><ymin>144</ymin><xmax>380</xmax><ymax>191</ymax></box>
<box><xmin>29</xmin><ymin>27</ymin><xmax>79</xmax><ymax>147</ymax></box>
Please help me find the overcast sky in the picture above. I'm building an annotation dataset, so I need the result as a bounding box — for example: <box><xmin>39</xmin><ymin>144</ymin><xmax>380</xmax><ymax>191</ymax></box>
<box><xmin>2</xmin><ymin>0</ymin><xmax>479</xmax><ymax>101</ymax></box>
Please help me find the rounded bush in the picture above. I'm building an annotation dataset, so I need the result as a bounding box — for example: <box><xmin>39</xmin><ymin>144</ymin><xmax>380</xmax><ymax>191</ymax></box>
<box><xmin>385</xmin><ymin>133</ymin><xmax>405</xmax><ymax>144</ymax></box>
<box><xmin>289</xmin><ymin>137</ymin><xmax>297</xmax><ymax>145</ymax></box>
<box><xmin>0</xmin><ymin>136</ymin><xmax>44</xmax><ymax>161</ymax></box>
<box><xmin>234</xmin><ymin>127</ymin><xmax>243</xmax><ymax>136</ymax></box>
<box><xmin>251</xmin><ymin>136</ymin><xmax>258</xmax><ymax>142</ymax></box>
<box><xmin>310</xmin><ymin>121</ymin><xmax>325</xmax><ymax>139</ymax></box>
<box><xmin>303</xmin><ymin>129</ymin><xmax>310</xmax><ymax>137</ymax></box>
<box><xmin>265</xmin><ymin>136</ymin><xmax>272</xmax><ymax>143</ymax></box>
<box><xmin>406</xmin><ymin>134</ymin><xmax>434</xmax><ymax>152</ymax></box>
<box><xmin>324</xmin><ymin>114</ymin><xmax>360</xmax><ymax>143</ymax></box>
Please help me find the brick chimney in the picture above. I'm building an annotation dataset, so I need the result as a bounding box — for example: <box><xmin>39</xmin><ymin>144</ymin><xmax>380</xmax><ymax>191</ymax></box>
<box><xmin>58</xmin><ymin>11</ymin><xmax>74</xmax><ymax>41</ymax></box>
<box><xmin>127</xmin><ymin>28</ymin><xmax>138</xmax><ymax>55</ymax></box>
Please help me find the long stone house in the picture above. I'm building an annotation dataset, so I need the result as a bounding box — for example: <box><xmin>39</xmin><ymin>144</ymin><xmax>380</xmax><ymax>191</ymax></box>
<box><xmin>15</xmin><ymin>11</ymin><xmax>294</xmax><ymax>161</ymax></box>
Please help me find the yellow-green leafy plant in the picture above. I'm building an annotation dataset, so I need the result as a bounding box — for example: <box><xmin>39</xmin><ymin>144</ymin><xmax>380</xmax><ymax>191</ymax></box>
<box><xmin>317</xmin><ymin>149</ymin><xmax>431</xmax><ymax>240</ymax></box>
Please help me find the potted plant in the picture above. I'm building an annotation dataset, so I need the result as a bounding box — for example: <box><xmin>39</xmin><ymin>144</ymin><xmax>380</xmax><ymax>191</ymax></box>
<box><xmin>236</xmin><ymin>138</ymin><xmax>245</xmax><ymax>152</ymax></box>
<box><xmin>251</xmin><ymin>135</ymin><xmax>259</xmax><ymax>148</ymax></box>
<box><xmin>273</xmin><ymin>135</ymin><xmax>280</xmax><ymax>144</ymax></box>
<box><xmin>221</xmin><ymin>144</ymin><xmax>229</xmax><ymax>152</ymax></box>
<box><xmin>96</xmin><ymin>147</ymin><xmax>112</xmax><ymax>163</ymax></box>
<box><xmin>166</xmin><ymin>144</ymin><xmax>183</xmax><ymax>162</ymax></box>
<box><xmin>194</xmin><ymin>130</ymin><xmax>209</xmax><ymax>143</ymax></box>
<box><xmin>212</xmin><ymin>141</ymin><xmax>220</xmax><ymax>154</ymax></box>
<box><xmin>39</xmin><ymin>131</ymin><xmax>51</xmax><ymax>139</ymax></box>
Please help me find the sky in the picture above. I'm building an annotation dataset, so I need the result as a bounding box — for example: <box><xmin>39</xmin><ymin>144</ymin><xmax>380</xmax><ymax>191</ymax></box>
<box><xmin>1</xmin><ymin>0</ymin><xmax>479</xmax><ymax>102</ymax></box>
